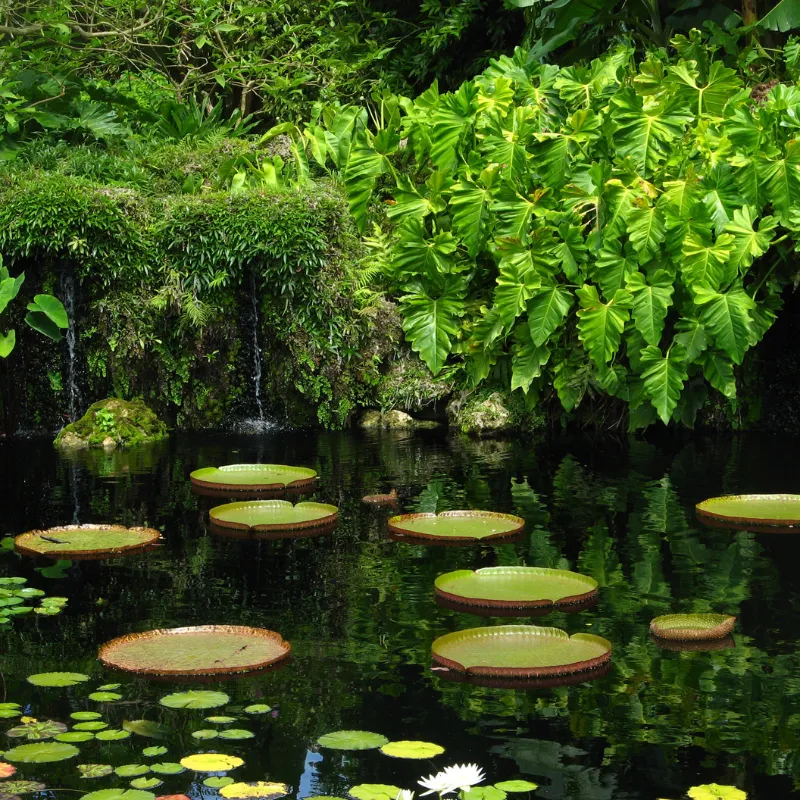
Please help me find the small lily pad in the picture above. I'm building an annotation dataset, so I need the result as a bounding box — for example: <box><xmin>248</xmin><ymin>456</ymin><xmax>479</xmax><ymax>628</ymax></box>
<box><xmin>206</xmin><ymin>716</ymin><xmax>237</xmax><ymax>724</ymax></box>
<box><xmin>160</xmin><ymin>691</ymin><xmax>229</xmax><ymax>710</ymax></box>
<box><xmin>82</xmin><ymin>790</ymin><xmax>157</xmax><ymax>800</ymax></box>
<box><xmin>349</xmin><ymin>785</ymin><xmax>403</xmax><ymax>800</ymax></box>
<box><xmin>89</xmin><ymin>692</ymin><xmax>122</xmax><ymax>702</ymax></box>
<box><xmin>71</xmin><ymin>712</ymin><xmax>103</xmax><ymax>721</ymax></box>
<box><xmin>243</xmin><ymin>705</ymin><xmax>271</xmax><ymax>715</ymax></box>
<box><xmin>378</xmin><ymin>740</ymin><xmax>444</xmax><ymax>759</ymax></box>
<box><xmin>219</xmin><ymin>782</ymin><xmax>290</xmax><ymax>799</ymax></box>
<box><xmin>191</xmin><ymin>730</ymin><xmax>218</xmax><ymax>740</ymax></box>
<box><xmin>0</xmin><ymin>781</ymin><xmax>46</xmax><ymax>793</ymax></box>
<box><xmin>97</xmin><ymin>683</ymin><xmax>121</xmax><ymax>691</ymax></box>
<box><xmin>116</xmin><ymin>765</ymin><xmax>151</xmax><ymax>778</ymax></box>
<box><xmin>317</xmin><ymin>731</ymin><xmax>388</xmax><ymax>750</ymax></box>
<box><xmin>5</xmin><ymin>741</ymin><xmax>80</xmax><ymax>763</ymax></box>
<box><xmin>205</xmin><ymin>778</ymin><xmax>236</xmax><ymax>789</ymax></box>
<box><xmin>142</xmin><ymin>747</ymin><xmax>168</xmax><ymax>758</ymax></box>
<box><xmin>131</xmin><ymin>778</ymin><xmax>163</xmax><ymax>790</ymax></box>
<box><xmin>56</xmin><ymin>732</ymin><xmax>95</xmax><ymax>743</ymax></box>
<box><xmin>150</xmin><ymin>763</ymin><xmax>184</xmax><ymax>776</ymax></box>
<box><xmin>27</xmin><ymin>672</ymin><xmax>89</xmax><ymax>687</ymax></box>
<box><xmin>7</xmin><ymin>720</ymin><xmax>67</xmax><ymax>740</ymax></box>
<box><xmin>95</xmin><ymin>729</ymin><xmax>131</xmax><ymax>741</ymax></box>
<box><xmin>74</xmin><ymin>722</ymin><xmax>108</xmax><ymax>731</ymax></box>
<box><xmin>493</xmin><ymin>782</ymin><xmax>539</xmax><ymax>793</ymax></box>
<box><xmin>180</xmin><ymin>753</ymin><xmax>244</xmax><ymax>772</ymax></box>
<box><xmin>78</xmin><ymin>764</ymin><xmax>114</xmax><ymax>779</ymax></box>
<box><xmin>123</xmin><ymin>720</ymin><xmax>169</xmax><ymax>739</ymax></box>
<box><xmin>218</xmin><ymin>729</ymin><xmax>254</xmax><ymax>740</ymax></box>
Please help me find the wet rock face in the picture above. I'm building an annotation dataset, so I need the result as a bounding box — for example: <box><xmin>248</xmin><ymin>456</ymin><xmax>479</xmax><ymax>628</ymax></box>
<box><xmin>447</xmin><ymin>391</ymin><xmax>513</xmax><ymax>437</ymax></box>
<box><xmin>54</xmin><ymin>398</ymin><xmax>167</xmax><ymax>449</ymax></box>
<box><xmin>358</xmin><ymin>409</ymin><xmax>440</xmax><ymax>430</ymax></box>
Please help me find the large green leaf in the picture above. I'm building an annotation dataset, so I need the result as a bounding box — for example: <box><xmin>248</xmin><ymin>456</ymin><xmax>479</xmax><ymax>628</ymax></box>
<box><xmin>756</xmin><ymin>140</ymin><xmax>800</xmax><ymax>225</ymax></box>
<box><xmin>450</xmin><ymin>179</ymin><xmax>494</xmax><ymax>257</ymax></box>
<box><xmin>669</xmin><ymin>60</ymin><xmax>741</xmax><ymax>116</ymax></box>
<box><xmin>626</xmin><ymin>270</ymin><xmax>674</xmax><ymax>346</ymax></box>
<box><xmin>680</xmin><ymin>232</ymin><xmax>735</xmax><ymax>290</ymax></box>
<box><xmin>344</xmin><ymin>133</ymin><xmax>388</xmax><ymax>233</ymax></box>
<box><xmin>702</xmin><ymin>351</ymin><xmax>737</xmax><ymax>398</ymax></box>
<box><xmin>392</xmin><ymin>219</ymin><xmax>458</xmax><ymax>280</ymax></box>
<box><xmin>0</xmin><ymin>272</ymin><xmax>24</xmax><ymax>316</ymax></box>
<box><xmin>527</xmin><ymin>285</ymin><xmax>573</xmax><ymax>346</ymax></box>
<box><xmin>674</xmin><ymin>317</ymin><xmax>708</xmax><ymax>361</ymax></box>
<box><xmin>593</xmin><ymin>241</ymin><xmax>637</xmax><ymax>296</ymax></box>
<box><xmin>693</xmin><ymin>283</ymin><xmax>755</xmax><ymax>364</ymax></box>
<box><xmin>429</xmin><ymin>84</ymin><xmax>477</xmax><ymax>172</ymax></box>
<box><xmin>640</xmin><ymin>344</ymin><xmax>688</xmax><ymax>423</ymax></box>
<box><xmin>400</xmin><ymin>276</ymin><xmax>467</xmax><ymax>375</ymax></box>
<box><xmin>511</xmin><ymin>334</ymin><xmax>550</xmax><ymax>394</ymax></box>
<box><xmin>724</xmin><ymin>206</ymin><xmax>776</xmax><ymax>272</ymax></box>
<box><xmin>611</xmin><ymin>89</ymin><xmax>692</xmax><ymax>178</ymax></box>
<box><xmin>627</xmin><ymin>203</ymin><xmax>665</xmax><ymax>260</ymax></box>
<box><xmin>0</xmin><ymin>329</ymin><xmax>15</xmax><ymax>358</ymax></box>
<box><xmin>576</xmin><ymin>284</ymin><xmax>632</xmax><ymax>365</ymax></box>
<box><xmin>494</xmin><ymin>260</ymin><xmax>541</xmax><ymax>325</ymax></box>
<box><xmin>758</xmin><ymin>0</ymin><xmax>800</xmax><ymax>31</ymax></box>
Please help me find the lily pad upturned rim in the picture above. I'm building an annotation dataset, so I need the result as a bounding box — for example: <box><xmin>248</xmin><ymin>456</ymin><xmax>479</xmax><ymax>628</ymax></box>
<box><xmin>190</xmin><ymin>464</ymin><xmax>318</xmax><ymax>493</ymax></box>
<box><xmin>14</xmin><ymin>525</ymin><xmax>162</xmax><ymax>560</ymax></box>
<box><xmin>434</xmin><ymin>567</ymin><xmax>599</xmax><ymax>610</ymax></box>
<box><xmin>97</xmin><ymin>625</ymin><xmax>291</xmax><ymax>676</ymax></box>
<box><xmin>387</xmin><ymin>510</ymin><xmax>525</xmax><ymax>543</ymax></box>
<box><xmin>431</xmin><ymin>624</ymin><xmax>612</xmax><ymax>678</ymax></box>
<box><xmin>649</xmin><ymin>613</ymin><xmax>737</xmax><ymax>641</ymax></box>
<box><xmin>696</xmin><ymin>494</ymin><xmax>800</xmax><ymax>532</ymax></box>
<box><xmin>650</xmin><ymin>633</ymin><xmax>736</xmax><ymax>652</ymax></box>
<box><xmin>208</xmin><ymin>501</ymin><xmax>338</xmax><ymax>532</ymax></box>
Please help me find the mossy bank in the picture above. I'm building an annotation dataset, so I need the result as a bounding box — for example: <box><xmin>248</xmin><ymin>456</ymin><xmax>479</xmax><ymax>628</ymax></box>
<box><xmin>55</xmin><ymin>399</ymin><xmax>167</xmax><ymax>448</ymax></box>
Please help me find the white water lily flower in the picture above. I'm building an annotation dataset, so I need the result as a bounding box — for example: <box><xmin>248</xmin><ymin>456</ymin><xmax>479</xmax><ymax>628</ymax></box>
<box><xmin>396</xmin><ymin>791</ymin><xmax>415</xmax><ymax>800</ymax></box>
<box><xmin>441</xmin><ymin>764</ymin><xmax>485</xmax><ymax>792</ymax></box>
<box><xmin>418</xmin><ymin>770</ymin><xmax>458</xmax><ymax>796</ymax></box>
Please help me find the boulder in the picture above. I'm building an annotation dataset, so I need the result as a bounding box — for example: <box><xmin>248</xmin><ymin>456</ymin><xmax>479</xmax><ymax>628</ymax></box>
<box><xmin>54</xmin><ymin>398</ymin><xmax>168</xmax><ymax>449</ymax></box>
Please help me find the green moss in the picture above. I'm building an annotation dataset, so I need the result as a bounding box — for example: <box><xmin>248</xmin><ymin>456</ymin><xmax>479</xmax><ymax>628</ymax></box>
<box><xmin>447</xmin><ymin>388</ymin><xmax>546</xmax><ymax>437</ymax></box>
<box><xmin>54</xmin><ymin>399</ymin><xmax>167</xmax><ymax>449</ymax></box>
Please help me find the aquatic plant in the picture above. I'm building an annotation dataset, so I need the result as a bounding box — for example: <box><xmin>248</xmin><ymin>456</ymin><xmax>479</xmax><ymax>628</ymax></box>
<box><xmin>190</xmin><ymin>464</ymin><xmax>318</xmax><ymax>495</ymax></box>
<box><xmin>650</xmin><ymin>613</ymin><xmax>737</xmax><ymax>641</ymax></box>
<box><xmin>14</xmin><ymin>525</ymin><xmax>162</xmax><ymax>560</ymax></box>
<box><xmin>208</xmin><ymin>500</ymin><xmax>338</xmax><ymax>532</ymax></box>
<box><xmin>696</xmin><ymin>494</ymin><xmax>800</xmax><ymax>531</ymax></box>
<box><xmin>0</xmin><ymin>578</ymin><xmax>69</xmax><ymax>624</ymax></box>
<box><xmin>388</xmin><ymin>511</ymin><xmax>525</xmax><ymax>543</ymax></box>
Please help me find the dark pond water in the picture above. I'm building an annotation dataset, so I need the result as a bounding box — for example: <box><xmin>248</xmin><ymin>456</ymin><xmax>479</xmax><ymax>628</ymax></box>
<box><xmin>3</xmin><ymin>430</ymin><xmax>800</xmax><ymax>800</ymax></box>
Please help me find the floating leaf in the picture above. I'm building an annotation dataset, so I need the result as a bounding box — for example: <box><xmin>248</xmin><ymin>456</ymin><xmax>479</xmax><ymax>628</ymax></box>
<box><xmin>205</xmin><ymin>716</ymin><xmax>237</xmax><ymax>725</ymax></box>
<box><xmin>190</xmin><ymin>465</ymin><xmax>317</xmax><ymax>492</ymax></box>
<box><xmin>191</xmin><ymin>730</ymin><xmax>218</xmax><ymax>740</ymax></box>
<box><xmin>243</xmin><ymin>705</ymin><xmax>271</xmax><ymax>715</ymax></box>
<box><xmin>142</xmin><ymin>747</ymin><xmax>168</xmax><ymax>758</ymax></box>
<box><xmin>0</xmin><ymin>781</ymin><xmax>45</xmax><ymax>793</ymax></box>
<box><xmin>687</xmin><ymin>786</ymin><xmax>746</xmax><ymax>800</ymax></box>
<box><xmin>97</xmin><ymin>683</ymin><xmax>121</xmax><ymax>691</ymax></box>
<box><xmin>89</xmin><ymin>692</ymin><xmax>122</xmax><ymax>702</ymax></box>
<box><xmin>6</xmin><ymin>720</ymin><xmax>67</xmax><ymax>740</ymax></box>
<box><xmin>156</xmin><ymin>796</ymin><xmax>190</xmax><ymax>800</ymax></box>
<box><xmin>71</xmin><ymin>712</ymin><xmax>103</xmax><ymax>721</ymax></box>
<box><xmin>218</xmin><ymin>729</ymin><xmax>254</xmax><ymax>740</ymax></box>
<box><xmin>131</xmin><ymin>779</ymin><xmax>163</xmax><ymax>791</ymax></box>
<box><xmin>150</xmin><ymin>763</ymin><xmax>184</xmax><ymax>776</ymax></box>
<box><xmin>116</xmin><ymin>765</ymin><xmax>151</xmax><ymax>778</ymax></box>
<box><xmin>56</xmin><ymin>732</ymin><xmax>95</xmax><ymax>743</ymax></box>
<box><xmin>180</xmin><ymin>753</ymin><xmax>244</xmax><ymax>772</ymax></box>
<box><xmin>5</xmin><ymin>742</ymin><xmax>80</xmax><ymax>763</ymax></box>
<box><xmin>349</xmin><ymin>785</ymin><xmax>403</xmax><ymax>800</ymax></box>
<box><xmin>160</xmin><ymin>691</ymin><xmax>230</xmax><ymax>710</ymax></box>
<box><xmin>210</xmin><ymin>501</ymin><xmax>338</xmax><ymax>532</ymax></box>
<box><xmin>219</xmin><ymin>782</ymin><xmax>290</xmax><ymax>799</ymax></box>
<box><xmin>82</xmin><ymin>790</ymin><xmax>157</xmax><ymax>800</ymax></box>
<box><xmin>317</xmin><ymin>731</ymin><xmax>389</xmax><ymax>751</ymax></box>
<box><xmin>123</xmin><ymin>720</ymin><xmax>169</xmax><ymax>739</ymax></box>
<box><xmin>0</xmin><ymin>705</ymin><xmax>21</xmax><ymax>720</ymax></box>
<box><xmin>205</xmin><ymin>778</ymin><xmax>236</xmax><ymax>789</ymax></box>
<box><xmin>27</xmin><ymin>672</ymin><xmax>88</xmax><ymax>687</ymax></box>
<box><xmin>379</xmin><ymin>741</ymin><xmax>445</xmax><ymax>759</ymax></box>
<box><xmin>388</xmin><ymin>511</ymin><xmax>524</xmax><ymax>542</ymax></box>
<box><xmin>78</xmin><ymin>764</ymin><xmax>114</xmax><ymax>779</ymax></box>
<box><xmin>74</xmin><ymin>722</ymin><xmax>108</xmax><ymax>731</ymax></box>
<box><xmin>650</xmin><ymin>613</ymin><xmax>736</xmax><ymax>641</ymax></box>
<box><xmin>493</xmin><ymin>782</ymin><xmax>539</xmax><ymax>793</ymax></box>
<box><xmin>95</xmin><ymin>729</ymin><xmax>130</xmax><ymax>741</ymax></box>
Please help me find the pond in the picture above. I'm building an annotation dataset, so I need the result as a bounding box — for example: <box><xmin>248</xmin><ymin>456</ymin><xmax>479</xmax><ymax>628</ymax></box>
<box><xmin>2</xmin><ymin>430</ymin><xmax>800</xmax><ymax>799</ymax></box>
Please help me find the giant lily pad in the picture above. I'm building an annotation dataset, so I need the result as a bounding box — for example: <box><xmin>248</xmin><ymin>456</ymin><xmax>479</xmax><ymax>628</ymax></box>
<box><xmin>434</xmin><ymin>567</ymin><xmax>598</xmax><ymax>610</ymax></box>
<box><xmin>98</xmin><ymin>625</ymin><xmax>291</xmax><ymax>676</ymax></box>
<box><xmin>15</xmin><ymin>525</ymin><xmax>161</xmax><ymax>560</ymax></box>
<box><xmin>696</xmin><ymin>494</ymin><xmax>800</xmax><ymax>532</ymax></box>
<box><xmin>650</xmin><ymin>613</ymin><xmax>736</xmax><ymax>641</ymax></box>
<box><xmin>159</xmin><ymin>691</ymin><xmax>229</xmax><ymax>710</ymax></box>
<box><xmin>219</xmin><ymin>783</ymin><xmax>289</xmax><ymax>799</ymax></box>
<box><xmin>431</xmin><ymin>625</ymin><xmax>611</xmax><ymax>677</ymax></box>
<box><xmin>190</xmin><ymin>464</ymin><xmax>317</xmax><ymax>496</ymax></box>
<box><xmin>180</xmin><ymin>753</ymin><xmax>244</xmax><ymax>772</ymax></box>
<box><xmin>317</xmin><ymin>731</ymin><xmax>388</xmax><ymax>750</ymax></box>
<box><xmin>209</xmin><ymin>500</ymin><xmax>337</xmax><ymax>532</ymax></box>
<box><xmin>4</xmin><ymin>742</ymin><xmax>80</xmax><ymax>763</ymax></box>
<box><xmin>388</xmin><ymin>511</ymin><xmax>524</xmax><ymax>544</ymax></box>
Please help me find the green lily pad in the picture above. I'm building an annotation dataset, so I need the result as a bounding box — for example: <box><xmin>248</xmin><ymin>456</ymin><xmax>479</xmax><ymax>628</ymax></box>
<box><xmin>349</xmin><ymin>785</ymin><xmax>403</xmax><ymax>800</ymax></box>
<box><xmin>435</xmin><ymin>567</ymin><xmax>598</xmax><ymax>609</ymax></box>
<box><xmin>73</xmin><ymin>721</ymin><xmax>108</xmax><ymax>731</ymax></box>
<box><xmin>243</xmin><ymin>705</ymin><xmax>271</xmax><ymax>715</ymax></box>
<box><xmin>89</xmin><ymin>692</ymin><xmax>122</xmax><ymax>702</ymax></box>
<box><xmin>431</xmin><ymin>625</ymin><xmax>612</xmax><ymax>676</ymax></box>
<box><xmin>317</xmin><ymin>731</ymin><xmax>389</xmax><ymax>750</ymax></box>
<box><xmin>34</xmin><ymin>606</ymin><xmax>62</xmax><ymax>616</ymax></box>
<box><xmin>150</xmin><ymin>762</ymin><xmax>185</xmax><ymax>775</ymax></box>
<box><xmin>180</xmin><ymin>753</ymin><xmax>244</xmax><ymax>772</ymax></box>
<box><xmin>14</xmin><ymin>526</ymin><xmax>161</xmax><ymax>558</ymax></box>
<box><xmin>5</xmin><ymin>741</ymin><xmax>80</xmax><ymax>763</ymax></box>
<box><xmin>205</xmin><ymin>777</ymin><xmax>236</xmax><ymax>789</ymax></box>
<box><xmin>191</xmin><ymin>730</ymin><xmax>218</xmax><ymax>740</ymax></box>
<box><xmin>56</xmin><ymin>732</ymin><xmax>95</xmax><ymax>743</ymax></box>
<box><xmin>206</xmin><ymin>716</ymin><xmax>238</xmax><ymax>724</ymax></box>
<box><xmin>219</xmin><ymin>782</ymin><xmax>289</xmax><ymax>799</ymax></box>
<box><xmin>378</xmin><ymin>740</ymin><xmax>444</xmax><ymax>759</ymax></box>
<box><xmin>0</xmin><ymin>597</ymin><xmax>23</xmax><ymax>608</ymax></box>
<box><xmin>218</xmin><ymin>729</ymin><xmax>254</xmax><ymax>740</ymax></box>
<box><xmin>190</xmin><ymin>464</ymin><xmax>317</xmax><ymax>491</ymax></box>
<box><xmin>27</xmin><ymin>672</ymin><xmax>89</xmax><ymax>687</ymax></box>
<box><xmin>687</xmin><ymin>786</ymin><xmax>747</xmax><ymax>800</ymax></box>
<box><xmin>650</xmin><ymin>614</ymin><xmax>736</xmax><ymax>641</ymax></box>
<box><xmin>0</xmin><ymin>704</ymin><xmax>21</xmax><ymax>720</ymax></box>
<box><xmin>0</xmin><ymin>781</ymin><xmax>46</xmax><ymax>794</ymax></box>
<box><xmin>6</xmin><ymin>720</ymin><xmax>67</xmax><ymax>740</ymax></box>
<box><xmin>115</xmin><ymin>764</ymin><xmax>151</xmax><ymax>778</ymax></box>
<box><xmin>0</xmin><ymin>577</ymin><xmax>25</xmax><ymax>584</ymax></box>
<box><xmin>71</xmin><ymin>712</ymin><xmax>103</xmax><ymax>721</ymax></box>
<box><xmin>123</xmin><ymin>720</ymin><xmax>170</xmax><ymax>739</ymax></box>
<box><xmin>388</xmin><ymin>510</ymin><xmax>524</xmax><ymax>542</ymax></box>
<box><xmin>696</xmin><ymin>494</ymin><xmax>800</xmax><ymax>530</ymax></box>
<box><xmin>493</xmin><ymin>782</ymin><xmax>539</xmax><ymax>793</ymax></box>
<box><xmin>82</xmin><ymin>790</ymin><xmax>157</xmax><ymax>800</ymax></box>
<box><xmin>160</xmin><ymin>690</ymin><xmax>230</xmax><ymax>710</ymax></box>
<box><xmin>95</xmin><ymin>729</ymin><xmax>130</xmax><ymax>741</ymax></box>
<box><xmin>78</xmin><ymin>764</ymin><xmax>114</xmax><ymax>779</ymax></box>
<box><xmin>15</xmin><ymin>588</ymin><xmax>44</xmax><ymax>598</ymax></box>
<box><xmin>209</xmin><ymin>500</ymin><xmax>338</xmax><ymax>532</ymax></box>
<box><xmin>130</xmin><ymin>778</ymin><xmax>162</xmax><ymax>790</ymax></box>
<box><xmin>97</xmin><ymin>683</ymin><xmax>121</xmax><ymax>691</ymax></box>
<box><xmin>142</xmin><ymin>746</ymin><xmax>168</xmax><ymax>757</ymax></box>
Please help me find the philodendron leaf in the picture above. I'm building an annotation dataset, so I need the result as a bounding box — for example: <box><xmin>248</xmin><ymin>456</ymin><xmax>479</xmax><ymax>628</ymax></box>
<box><xmin>494</xmin><ymin>260</ymin><xmax>541</xmax><ymax>325</ymax></box>
<box><xmin>626</xmin><ymin>270</ymin><xmax>674</xmax><ymax>346</ymax></box>
<box><xmin>692</xmin><ymin>283</ymin><xmax>754</xmax><ymax>364</ymax></box>
<box><xmin>0</xmin><ymin>329</ymin><xmax>15</xmax><ymax>358</ymax></box>
<box><xmin>680</xmin><ymin>232</ymin><xmax>735</xmax><ymax>290</ymax></box>
<box><xmin>627</xmin><ymin>202</ymin><xmax>665</xmax><ymax>260</ymax></box>
<box><xmin>724</xmin><ymin>206</ymin><xmax>776</xmax><ymax>272</ymax></box>
<box><xmin>400</xmin><ymin>276</ymin><xmax>467</xmax><ymax>375</ymax></box>
<box><xmin>640</xmin><ymin>344</ymin><xmax>688</xmax><ymax>423</ymax></box>
<box><xmin>576</xmin><ymin>284</ymin><xmax>632</xmax><ymax>365</ymax></box>
<box><xmin>527</xmin><ymin>285</ymin><xmax>573</xmax><ymax>346</ymax></box>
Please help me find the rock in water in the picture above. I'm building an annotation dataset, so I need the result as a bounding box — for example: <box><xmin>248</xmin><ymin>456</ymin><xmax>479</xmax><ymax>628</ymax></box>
<box><xmin>54</xmin><ymin>399</ymin><xmax>167</xmax><ymax>449</ymax></box>
<box><xmin>362</xmin><ymin>488</ymin><xmax>399</xmax><ymax>506</ymax></box>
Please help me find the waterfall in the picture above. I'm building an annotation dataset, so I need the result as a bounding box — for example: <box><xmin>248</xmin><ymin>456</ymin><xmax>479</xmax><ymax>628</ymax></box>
<box><xmin>61</xmin><ymin>268</ymin><xmax>82</xmax><ymax>422</ymax></box>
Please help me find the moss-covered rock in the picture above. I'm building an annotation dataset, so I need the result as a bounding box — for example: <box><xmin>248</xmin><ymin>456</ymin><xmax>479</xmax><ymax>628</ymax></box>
<box><xmin>375</xmin><ymin>349</ymin><xmax>454</xmax><ymax>413</ymax></box>
<box><xmin>54</xmin><ymin>399</ymin><xmax>167</xmax><ymax>449</ymax></box>
<box><xmin>359</xmin><ymin>409</ymin><xmax>440</xmax><ymax>430</ymax></box>
<box><xmin>447</xmin><ymin>389</ymin><xmax>546</xmax><ymax>437</ymax></box>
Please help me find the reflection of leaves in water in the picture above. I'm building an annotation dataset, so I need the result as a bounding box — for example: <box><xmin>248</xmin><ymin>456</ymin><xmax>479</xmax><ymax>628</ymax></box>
<box><xmin>36</xmin><ymin>560</ymin><xmax>72</xmax><ymax>579</ymax></box>
<box><xmin>412</xmin><ymin>480</ymin><xmax>465</xmax><ymax>513</ymax></box>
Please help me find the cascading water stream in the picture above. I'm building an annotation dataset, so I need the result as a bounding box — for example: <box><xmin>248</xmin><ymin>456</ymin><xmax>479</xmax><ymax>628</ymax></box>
<box><xmin>250</xmin><ymin>269</ymin><xmax>265</xmax><ymax>425</ymax></box>
<box><xmin>60</xmin><ymin>268</ymin><xmax>82</xmax><ymax>422</ymax></box>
